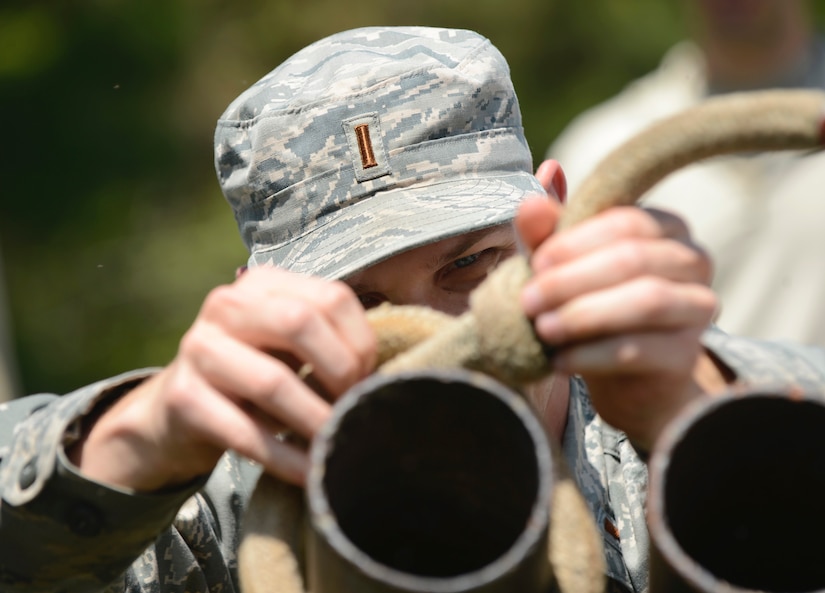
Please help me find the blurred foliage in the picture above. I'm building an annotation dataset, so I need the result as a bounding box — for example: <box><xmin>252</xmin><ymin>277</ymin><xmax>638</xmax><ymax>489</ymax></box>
<box><xmin>1</xmin><ymin>0</ymin><xmax>822</xmax><ymax>395</ymax></box>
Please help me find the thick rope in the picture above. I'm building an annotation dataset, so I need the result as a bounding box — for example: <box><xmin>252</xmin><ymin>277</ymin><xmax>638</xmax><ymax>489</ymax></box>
<box><xmin>560</xmin><ymin>89</ymin><xmax>825</xmax><ymax>231</ymax></box>
<box><xmin>238</xmin><ymin>89</ymin><xmax>825</xmax><ymax>593</ymax></box>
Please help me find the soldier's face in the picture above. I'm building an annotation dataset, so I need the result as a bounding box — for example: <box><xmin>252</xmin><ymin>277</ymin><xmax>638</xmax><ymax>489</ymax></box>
<box><xmin>343</xmin><ymin>224</ymin><xmax>518</xmax><ymax>316</ymax></box>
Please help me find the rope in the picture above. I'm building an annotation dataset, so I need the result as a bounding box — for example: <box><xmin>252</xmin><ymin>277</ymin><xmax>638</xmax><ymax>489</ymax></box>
<box><xmin>237</xmin><ymin>89</ymin><xmax>825</xmax><ymax>593</ymax></box>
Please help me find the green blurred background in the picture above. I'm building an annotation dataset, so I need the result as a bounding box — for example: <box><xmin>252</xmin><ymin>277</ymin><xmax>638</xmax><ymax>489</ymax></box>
<box><xmin>2</xmin><ymin>1</ymin><xmax>823</xmax><ymax>396</ymax></box>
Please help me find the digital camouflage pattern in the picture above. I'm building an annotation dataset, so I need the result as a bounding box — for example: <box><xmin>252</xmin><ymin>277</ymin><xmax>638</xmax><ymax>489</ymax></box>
<box><xmin>5</xmin><ymin>23</ymin><xmax>825</xmax><ymax>593</ymax></box>
<box><xmin>563</xmin><ymin>375</ymin><xmax>649</xmax><ymax>593</ymax></box>
<box><xmin>2</xmin><ymin>327</ymin><xmax>825</xmax><ymax>592</ymax></box>
<box><xmin>0</xmin><ymin>369</ymin><xmax>260</xmax><ymax>593</ymax></box>
<box><xmin>214</xmin><ymin>26</ymin><xmax>544</xmax><ymax>281</ymax></box>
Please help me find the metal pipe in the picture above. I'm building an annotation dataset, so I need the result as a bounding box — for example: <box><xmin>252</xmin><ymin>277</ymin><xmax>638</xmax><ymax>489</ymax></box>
<box><xmin>648</xmin><ymin>388</ymin><xmax>825</xmax><ymax>593</ymax></box>
<box><xmin>305</xmin><ymin>368</ymin><xmax>555</xmax><ymax>593</ymax></box>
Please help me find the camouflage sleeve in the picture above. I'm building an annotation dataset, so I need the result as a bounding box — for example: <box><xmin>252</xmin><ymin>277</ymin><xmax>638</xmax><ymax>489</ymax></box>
<box><xmin>702</xmin><ymin>325</ymin><xmax>825</xmax><ymax>390</ymax></box>
<box><xmin>0</xmin><ymin>370</ymin><xmax>208</xmax><ymax>592</ymax></box>
<box><xmin>106</xmin><ymin>451</ymin><xmax>262</xmax><ymax>593</ymax></box>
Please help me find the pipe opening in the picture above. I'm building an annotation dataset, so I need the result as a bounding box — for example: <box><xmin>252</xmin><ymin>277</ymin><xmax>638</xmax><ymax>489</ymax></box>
<box><xmin>318</xmin><ymin>374</ymin><xmax>543</xmax><ymax>578</ymax></box>
<box><xmin>664</xmin><ymin>396</ymin><xmax>825</xmax><ymax>592</ymax></box>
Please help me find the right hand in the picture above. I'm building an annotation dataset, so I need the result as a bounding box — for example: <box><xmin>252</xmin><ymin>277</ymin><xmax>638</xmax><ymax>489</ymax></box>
<box><xmin>68</xmin><ymin>267</ymin><xmax>377</xmax><ymax>490</ymax></box>
<box><xmin>515</xmin><ymin>192</ymin><xmax>720</xmax><ymax>452</ymax></box>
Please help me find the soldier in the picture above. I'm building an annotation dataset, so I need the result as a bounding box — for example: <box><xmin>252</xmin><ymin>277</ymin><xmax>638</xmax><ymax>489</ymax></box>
<box><xmin>2</xmin><ymin>26</ymin><xmax>824</xmax><ymax>593</ymax></box>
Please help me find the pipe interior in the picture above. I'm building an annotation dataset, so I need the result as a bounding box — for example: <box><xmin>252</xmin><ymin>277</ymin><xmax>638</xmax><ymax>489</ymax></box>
<box><xmin>321</xmin><ymin>376</ymin><xmax>541</xmax><ymax>577</ymax></box>
<box><xmin>664</xmin><ymin>396</ymin><xmax>825</xmax><ymax>592</ymax></box>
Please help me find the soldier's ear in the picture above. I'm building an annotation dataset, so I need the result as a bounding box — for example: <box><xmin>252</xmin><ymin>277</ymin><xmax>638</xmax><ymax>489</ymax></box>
<box><xmin>235</xmin><ymin>265</ymin><xmax>248</xmax><ymax>279</ymax></box>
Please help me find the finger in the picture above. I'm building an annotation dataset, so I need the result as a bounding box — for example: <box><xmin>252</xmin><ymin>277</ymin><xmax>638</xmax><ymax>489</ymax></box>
<box><xmin>204</xmin><ymin>408</ymin><xmax>309</xmax><ymax>487</ymax></box>
<box><xmin>521</xmin><ymin>238</ymin><xmax>713</xmax><ymax>317</ymax></box>
<box><xmin>235</xmin><ymin>268</ymin><xmax>377</xmax><ymax>378</ymax></box>
<box><xmin>245</xmin><ymin>270</ymin><xmax>377</xmax><ymax>372</ymax></box>
<box><xmin>237</xmin><ymin>426</ymin><xmax>310</xmax><ymax>488</ymax></box>
<box><xmin>532</xmin><ymin>277</ymin><xmax>717</xmax><ymax>346</ymax></box>
<box><xmin>295</xmin><ymin>279</ymin><xmax>378</xmax><ymax>376</ymax></box>
<box><xmin>552</xmin><ymin>328</ymin><xmax>705</xmax><ymax>376</ymax></box>
<box><xmin>257</xmin><ymin>296</ymin><xmax>370</xmax><ymax>396</ymax></box>
<box><xmin>165</xmin><ymin>372</ymin><xmax>311</xmax><ymax>486</ymax></box>
<box><xmin>534</xmin><ymin>159</ymin><xmax>567</xmax><ymax>202</ymax></box>
<box><xmin>182</xmin><ymin>322</ymin><xmax>332</xmax><ymax>438</ymax></box>
<box><xmin>551</xmin><ymin>328</ymin><xmax>706</xmax><ymax>450</ymax></box>
<box><xmin>243</xmin><ymin>400</ymin><xmax>290</xmax><ymax>437</ymax></box>
<box><xmin>200</xmin><ymin>286</ymin><xmax>369</xmax><ymax>396</ymax></box>
<box><xmin>514</xmin><ymin>198</ymin><xmax>561</xmax><ymax>256</ymax></box>
<box><xmin>531</xmin><ymin>206</ymin><xmax>691</xmax><ymax>272</ymax></box>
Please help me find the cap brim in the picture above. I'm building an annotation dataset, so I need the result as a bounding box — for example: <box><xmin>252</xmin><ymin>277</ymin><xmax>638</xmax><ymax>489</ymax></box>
<box><xmin>248</xmin><ymin>171</ymin><xmax>545</xmax><ymax>280</ymax></box>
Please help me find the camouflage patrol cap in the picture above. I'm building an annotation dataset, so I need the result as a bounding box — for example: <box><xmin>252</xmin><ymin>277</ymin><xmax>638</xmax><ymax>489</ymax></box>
<box><xmin>214</xmin><ymin>26</ymin><xmax>545</xmax><ymax>280</ymax></box>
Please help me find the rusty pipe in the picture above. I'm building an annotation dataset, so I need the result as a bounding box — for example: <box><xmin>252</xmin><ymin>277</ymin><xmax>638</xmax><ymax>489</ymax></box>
<box><xmin>305</xmin><ymin>368</ymin><xmax>555</xmax><ymax>593</ymax></box>
<box><xmin>648</xmin><ymin>388</ymin><xmax>825</xmax><ymax>593</ymax></box>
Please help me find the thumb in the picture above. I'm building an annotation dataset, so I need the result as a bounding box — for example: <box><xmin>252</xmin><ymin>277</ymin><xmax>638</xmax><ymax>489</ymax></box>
<box><xmin>535</xmin><ymin>159</ymin><xmax>567</xmax><ymax>204</ymax></box>
<box><xmin>514</xmin><ymin>197</ymin><xmax>562</xmax><ymax>256</ymax></box>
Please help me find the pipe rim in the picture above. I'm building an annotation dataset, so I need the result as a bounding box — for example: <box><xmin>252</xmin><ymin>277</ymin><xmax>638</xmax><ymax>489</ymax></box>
<box><xmin>648</xmin><ymin>386</ymin><xmax>825</xmax><ymax>593</ymax></box>
<box><xmin>306</xmin><ymin>368</ymin><xmax>554</xmax><ymax>593</ymax></box>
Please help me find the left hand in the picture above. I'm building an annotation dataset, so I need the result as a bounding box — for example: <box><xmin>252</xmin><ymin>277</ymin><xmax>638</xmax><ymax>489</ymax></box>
<box><xmin>519</xmin><ymin>160</ymin><xmax>725</xmax><ymax>451</ymax></box>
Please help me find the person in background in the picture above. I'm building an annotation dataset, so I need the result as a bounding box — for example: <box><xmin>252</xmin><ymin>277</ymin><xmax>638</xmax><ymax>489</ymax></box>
<box><xmin>548</xmin><ymin>0</ymin><xmax>825</xmax><ymax>345</ymax></box>
<box><xmin>1</xmin><ymin>26</ymin><xmax>824</xmax><ymax>593</ymax></box>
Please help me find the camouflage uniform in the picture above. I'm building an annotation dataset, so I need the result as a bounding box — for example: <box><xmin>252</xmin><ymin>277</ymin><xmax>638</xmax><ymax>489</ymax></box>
<box><xmin>4</xmin><ymin>25</ymin><xmax>825</xmax><ymax>593</ymax></box>
<box><xmin>2</xmin><ymin>326</ymin><xmax>825</xmax><ymax>593</ymax></box>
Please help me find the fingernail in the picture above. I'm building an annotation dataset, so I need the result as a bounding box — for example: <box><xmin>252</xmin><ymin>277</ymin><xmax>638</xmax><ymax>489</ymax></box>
<box><xmin>521</xmin><ymin>283</ymin><xmax>543</xmax><ymax>317</ymax></box>
<box><xmin>535</xmin><ymin>312</ymin><xmax>563</xmax><ymax>343</ymax></box>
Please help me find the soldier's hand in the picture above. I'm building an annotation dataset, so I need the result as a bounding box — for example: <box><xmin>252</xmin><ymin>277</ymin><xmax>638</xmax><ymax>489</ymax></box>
<box><xmin>515</xmin><ymin>195</ymin><xmax>724</xmax><ymax>451</ymax></box>
<box><xmin>69</xmin><ymin>267</ymin><xmax>377</xmax><ymax>490</ymax></box>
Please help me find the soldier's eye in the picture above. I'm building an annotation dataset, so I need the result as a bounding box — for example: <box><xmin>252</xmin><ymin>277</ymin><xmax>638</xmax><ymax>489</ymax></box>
<box><xmin>357</xmin><ymin>293</ymin><xmax>386</xmax><ymax>310</ymax></box>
